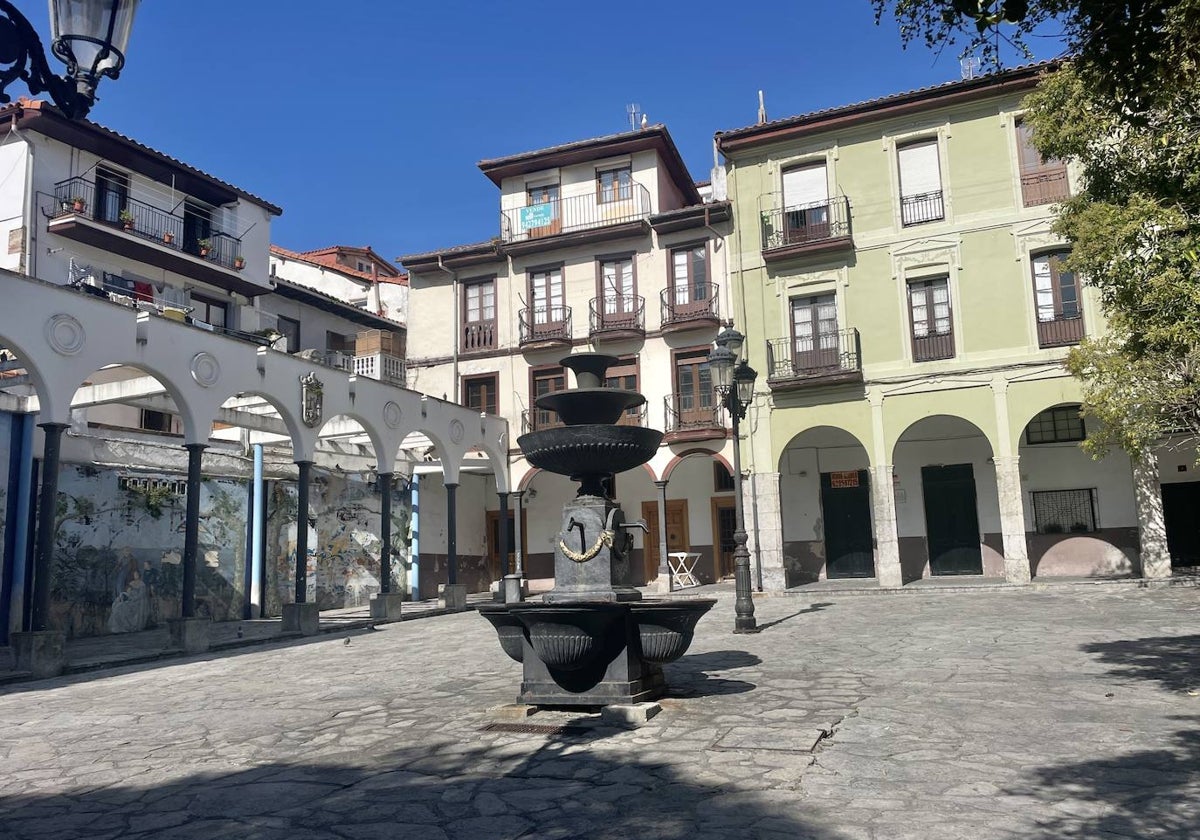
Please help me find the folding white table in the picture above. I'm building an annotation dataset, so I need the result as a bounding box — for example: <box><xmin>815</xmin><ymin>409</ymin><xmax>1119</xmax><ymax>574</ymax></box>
<box><xmin>667</xmin><ymin>551</ymin><xmax>702</xmax><ymax>589</ymax></box>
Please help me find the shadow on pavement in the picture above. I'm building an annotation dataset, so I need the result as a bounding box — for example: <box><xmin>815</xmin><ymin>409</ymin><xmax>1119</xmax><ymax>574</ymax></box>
<box><xmin>665</xmin><ymin>649</ymin><xmax>760</xmax><ymax>698</ymax></box>
<box><xmin>1004</xmin><ymin>632</ymin><xmax>1200</xmax><ymax>839</ymax></box>
<box><xmin>756</xmin><ymin>602</ymin><xmax>834</xmax><ymax>632</ymax></box>
<box><xmin>0</xmin><ymin>739</ymin><xmax>848</xmax><ymax>840</ymax></box>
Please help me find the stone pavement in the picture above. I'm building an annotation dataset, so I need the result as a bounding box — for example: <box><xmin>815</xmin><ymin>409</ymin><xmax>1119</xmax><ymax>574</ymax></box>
<box><xmin>0</xmin><ymin>585</ymin><xmax>1197</xmax><ymax>839</ymax></box>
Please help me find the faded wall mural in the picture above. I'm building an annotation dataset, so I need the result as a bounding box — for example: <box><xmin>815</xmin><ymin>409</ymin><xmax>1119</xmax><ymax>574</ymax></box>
<box><xmin>265</xmin><ymin>469</ymin><xmax>411</xmax><ymax>616</ymax></box>
<box><xmin>50</xmin><ymin>465</ymin><xmax>249</xmax><ymax>639</ymax></box>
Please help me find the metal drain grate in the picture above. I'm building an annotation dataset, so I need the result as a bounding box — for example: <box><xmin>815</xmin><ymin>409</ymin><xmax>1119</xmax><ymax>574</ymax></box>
<box><xmin>480</xmin><ymin>722</ymin><xmax>590</xmax><ymax>736</ymax></box>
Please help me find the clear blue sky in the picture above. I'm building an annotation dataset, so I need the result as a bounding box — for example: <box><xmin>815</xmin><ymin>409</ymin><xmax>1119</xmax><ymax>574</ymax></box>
<box><xmin>24</xmin><ymin>1</ymin><xmax>1066</xmax><ymax>264</ymax></box>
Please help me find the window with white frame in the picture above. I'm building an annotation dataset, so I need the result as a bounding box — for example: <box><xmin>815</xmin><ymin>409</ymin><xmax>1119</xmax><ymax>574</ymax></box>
<box><xmin>897</xmin><ymin>139</ymin><xmax>944</xmax><ymax>225</ymax></box>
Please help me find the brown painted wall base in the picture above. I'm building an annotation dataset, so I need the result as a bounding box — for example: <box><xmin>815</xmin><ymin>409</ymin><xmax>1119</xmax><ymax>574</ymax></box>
<box><xmin>1029</xmin><ymin>528</ymin><xmax>1138</xmax><ymax>577</ymax></box>
<box><xmin>417</xmin><ymin>553</ymin><xmax>489</xmax><ymax>601</ymax></box>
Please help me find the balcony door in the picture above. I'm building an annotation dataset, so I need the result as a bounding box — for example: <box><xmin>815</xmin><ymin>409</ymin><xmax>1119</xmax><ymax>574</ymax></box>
<box><xmin>94</xmin><ymin>167</ymin><xmax>128</xmax><ymax>226</ymax></box>
<box><xmin>675</xmin><ymin>349</ymin><xmax>715</xmax><ymax>427</ymax></box>
<box><xmin>782</xmin><ymin>162</ymin><xmax>830</xmax><ymax>244</ymax></box>
<box><xmin>531</xmin><ymin>366</ymin><xmax>566</xmax><ymax>431</ymax></box>
<box><xmin>182</xmin><ymin>201</ymin><xmax>213</xmax><ymax>256</ymax></box>
<box><xmin>529</xmin><ymin>268</ymin><xmax>565</xmax><ymax>335</ymax></box>
<box><xmin>1031</xmin><ymin>251</ymin><xmax>1084</xmax><ymax>347</ymax></box>
<box><xmin>600</xmin><ymin>256</ymin><xmax>636</xmax><ymax>326</ymax></box>
<box><xmin>791</xmin><ymin>294</ymin><xmax>839</xmax><ymax>372</ymax></box>
<box><xmin>525</xmin><ymin>183</ymin><xmax>561</xmax><ymax>238</ymax></box>
<box><xmin>670</xmin><ymin>245</ymin><xmax>710</xmax><ymax>317</ymax></box>
<box><xmin>605</xmin><ymin>357</ymin><xmax>640</xmax><ymax>425</ymax></box>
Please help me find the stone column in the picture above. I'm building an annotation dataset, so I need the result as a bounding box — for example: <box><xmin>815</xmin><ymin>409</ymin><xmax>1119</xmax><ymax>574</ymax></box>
<box><xmin>994</xmin><ymin>455</ymin><xmax>1032</xmax><ymax>583</ymax></box>
<box><xmin>170</xmin><ymin>443</ymin><xmax>210</xmax><ymax>653</ymax></box>
<box><xmin>441</xmin><ymin>482</ymin><xmax>466</xmax><ymax>611</ymax></box>
<box><xmin>370</xmin><ymin>472</ymin><xmax>402</xmax><ymax>620</ymax></box>
<box><xmin>654</xmin><ymin>479</ymin><xmax>670</xmax><ymax>593</ymax></box>
<box><xmin>13</xmin><ymin>422</ymin><xmax>69</xmax><ymax>677</ymax></box>
<box><xmin>1133</xmin><ymin>452</ymin><xmax>1171</xmax><ymax>579</ymax></box>
<box><xmin>871</xmin><ymin>464</ymin><xmax>903</xmax><ymax>588</ymax></box>
<box><xmin>499</xmin><ymin>491</ymin><xmax>522</xmax><ymax>603</ymax></box>
<box><xmin>748</xmin><ymin>471</ymin><xmax>786</xmax><ymax>591</ymax></box>
<box><xmin>283</xmin><ymin>460</ymin><xmax>319</xmax><ymax>635</ymax></box>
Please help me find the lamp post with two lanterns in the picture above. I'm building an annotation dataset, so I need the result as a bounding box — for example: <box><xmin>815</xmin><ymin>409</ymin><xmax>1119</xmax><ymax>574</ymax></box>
<box><xmin>0</xmin><ymin>0</ymin><xmax>140</xmax><ymax>120</ymax></box>
<box><xmin>707</xmin><ymin>324</ymin><xmax>759</xmax><ymax>634</ymax></box>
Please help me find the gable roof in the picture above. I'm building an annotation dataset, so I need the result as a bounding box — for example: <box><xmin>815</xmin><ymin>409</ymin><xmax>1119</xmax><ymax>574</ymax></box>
<box><xmin>716</xmin><ymin>61</ymin><xmax>1060</xmax><ymax>154</ymax></box>
<box><xmin>270</xmin><ymin>245</ymin><xmax>408</xmax><ymax>286</ymax></box>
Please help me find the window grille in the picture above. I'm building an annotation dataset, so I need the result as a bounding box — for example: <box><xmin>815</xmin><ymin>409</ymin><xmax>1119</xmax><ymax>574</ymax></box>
<box><xmin>1031</xmin><ymin>488</ymin><xmax>1097</xmax><ymax>534</ymax></box>
<box><xmin>1026</xmin><ymin>406</ymin><xmax>1085</xmax><ymax>444</ymax></box>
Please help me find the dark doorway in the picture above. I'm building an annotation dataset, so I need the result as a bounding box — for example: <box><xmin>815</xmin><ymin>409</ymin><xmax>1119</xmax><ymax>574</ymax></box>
<box><xmin>921</xmin><ymin>464</ymin><xmax>983</xmax><ymax>575</ymax></box>
<box><xmin>182</xmin><ymin>201</ymin><xmax>212</xmax><ymax>256</ymax></box>
<box><xmin>1162</xmin><ymin>481</ymin><xmax>1200</xmax><ymax>567</ymax></box>
<box><xmin>820</xmin><ymin>470</ymin><xmax>874</xmax><ymax>578</ymax></box>
<box><xmin>486</xmin><ymin>509</ymin><xmax>517</xmax><ymax>581</ymax></box>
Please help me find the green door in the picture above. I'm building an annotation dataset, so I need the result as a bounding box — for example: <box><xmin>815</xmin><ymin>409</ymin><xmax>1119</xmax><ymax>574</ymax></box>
<box><xmin>820</xmin><ymin>470</ymin><xmax>875</xmax><ymax>578</ymax></box>
<box><xmin>921</xmin><ymin>464</ymin><xmax>983</xmax><ymax>575</ymax></box>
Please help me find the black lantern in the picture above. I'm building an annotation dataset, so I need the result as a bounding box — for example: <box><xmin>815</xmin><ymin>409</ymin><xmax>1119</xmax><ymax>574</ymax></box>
<box><xmin>733</xmin><ymin>359</ymin><xmax>757</xmax><ymax>408</ymax></box>
<box><xmin>0</xmin><ymin>0</ymin><xmax>139</xmax><ymax>119</ymax></box>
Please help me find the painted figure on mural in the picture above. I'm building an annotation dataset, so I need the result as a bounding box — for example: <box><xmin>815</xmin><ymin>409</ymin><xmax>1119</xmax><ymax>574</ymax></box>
<box><xmin>108</xmin><ymin>554</ymin><xmax>150</xmax><ymax>633</ymax></box>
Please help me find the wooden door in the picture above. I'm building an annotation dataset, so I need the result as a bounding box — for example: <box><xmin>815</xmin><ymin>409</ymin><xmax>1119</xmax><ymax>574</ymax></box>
<box><xmin>641</xmin><ymin>501</ymin><xmax>660</xmax><ymax>583</ymax></box>
<box><xmin>640</xmin><ymin>499</ymin><xmax>689</xmax><ymax>583</ymax></box>
<box><xmin>921</xmin><ymin>464</ymin><xmax>983</xmax><ymax>575</ymax></box>
<box><xmin>670</xmin><ymin>246</ymin><xmax>710</xmax><ymax>316</ymax></box>
<box><xmin>711</xmin><ymin>497</ymin><xmax>736</xmax><ymax>579</ymax></box>
<box><xmin>674</xmin><ymin>351</ymin><xmax>715</xmax><ymax>427</ymax></box>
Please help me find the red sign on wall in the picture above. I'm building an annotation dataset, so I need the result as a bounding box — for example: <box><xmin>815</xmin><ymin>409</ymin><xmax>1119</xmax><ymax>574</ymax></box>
<box><xmin>829</xmin><ymin>470</ymin><xmax>860</xmax><ymax>488</ymax></box>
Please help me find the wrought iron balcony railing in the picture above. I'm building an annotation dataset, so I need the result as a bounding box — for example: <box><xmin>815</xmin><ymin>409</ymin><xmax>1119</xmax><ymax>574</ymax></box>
<box><xmin>1021</xmin><ymin>167</ymin><xmax>1070</xmax><ymax>207</ymax></box>
<box><xmin>660</xmin><ymin>283</ymin><xmax>719</xmax><ymax>329</ymax></box>
<box><xmin>765</xmin><ymin>329</ymin><xmax>861</xmax><ymax>382</ymax></box>
<box><xmin>1036</xmin><ymin>315</ymin><xmax>1085</xmax><ymax>348</ymax></box>
<box><xmin>518</xmin><ymin>305</ymin><xmax>572</xmax><ymax>346</ymax></box>
<box><xmin>761</xmin><ymin>196</ymin><xmax>852</xmax><ymax>251</ymax></box>
<box><xmin>521</xmin><ymin>407</ymin><xmax>565</xmax><ymax>434</ymax></box>
<box><xmin>589</xmin><ymin>295</ymin><xmax>645</xmax><ymax>336</ymax></box>
<box><xmin>53</xmin><ymin>176</ymin><xmax>245</xmax><ymax>272</ymax></box>
<box><xmin>912</xmin><ymin>330</ymin><xmax>955</xmax><ymax>362</ymax></box>
<box><xmin>500</xmin><ymin>184</ymin><xmax>651</xmax><ymax>242</ymax></box>
<box><xmin>900</xmin><ymin>190</ymin><xmax>945</xmax><ymax>226</ymax></box>
<box><xmin>663</xmin><ymin>393</ymin><xmax>722</xmax><ymax>435</ymax></box>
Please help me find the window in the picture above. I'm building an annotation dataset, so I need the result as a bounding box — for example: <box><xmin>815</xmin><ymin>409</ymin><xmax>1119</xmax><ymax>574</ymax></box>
<box><xmin>1026</xmin><ymin>406</ymin><xmax>1085</xmax><ymax>444</ymax></box>
<box><xmin>94</xmin><ymin>166</ymin><xmax>129</xmax><ymax>226</ymax></box>
<box><xmin>669</xmin><ymin>245</ymin><xmax>710</xmax><ymax>316</ymax></box>
<box><xmin>1017</xmin><ymin>119</ymin><xmax>1070</xmax><ymax>206</ymax></box>
<box><xmin>673</xmin><ymin>349</ymin><xmax>716</xmax><ymax>427</ymax></box>
<box><xmin>782</xmin><ymin>162</ymin><xmax>830</xmax><ymax>243</ymax></box>
<box><xmin>531</xmin><ymin>366</ymin><xmax>566</xmax><ymax>430</ymax></box>
<box><xmin>528</xmin><ymin>267</ymin><xmax>565</xmax><ymax>325</ymax></box>
<box><xmin>140</xmin><ymin>409</ymin><xmax>172</xmax><ymax>433</ymax></box>
<box><xmin>597</xmin><ymin>166</ymin><xmax>632</xmax><ymax>203</ymax></box>
<box><xmin>462</xmin><ymin>278</ymin><xmax>496</xmax><ymax>351</ymax></box>
<box><xmin>605</xmin><ymin>357</ymin><xmax>640</xmax><ymax>424</ymax></box>
<box><xmin>277</xmin><ymin>315</ymin><xmax>300</xmax><ymax>350</ymax></box>
<box><xmin>790</xmin><ymin>294</ymin><xmax>840</xmax><ymax>372</ymax></box>
<box><xmin>907</xmin><ymin>276</ymin><xmax>954</xmax><ymax>361</ymax></box>
<box><xmin>525</xmin><ymin>183</ymin><xmax>561</xmax><ymax>237</ymax></box>
<box><xmin>714</xmin><ymin>462</ymin><xmax>735</xmax><ymax>492</ymax></box>
<box><xmin>1032</xmin><ymin>489</ymin><xmax>1097</xmax><ymax>534</ymax></box>
<box><xmin>1032</xmin><ymin>251</ymin><xmax>1085</xmax><ymax>347</ymax></box>
<box><xmin>463</xmin><ymin>373</ymin><xmax>499</xmax><ymax>415</ymax></box>
<box><xmin>326</xmin><ymin>331</ymin><xmax>353</xmax><ymax>355</ymax></box>
<box><xmin>897</xmin><ymin>139</ymin><xmax>944</xmax><ymax>225</ymax></box>
<box><xmin>190</xmin><ymin>295</ymin><xmax>228</xmax><ymax>329</ymax></box>
<box><xmin>599</xmin><ymin>256</ymin><xmax>636</xmax><ymax>317</ymax></box>
<box><xmin>356</xmin><ymin>259</ymin><xmax>373</xmax><ymax>273</ymax></box>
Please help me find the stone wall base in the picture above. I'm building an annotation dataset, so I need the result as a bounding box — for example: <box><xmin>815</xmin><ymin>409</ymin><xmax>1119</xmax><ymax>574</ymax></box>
<box><xmin>167</xmin><ymin>617</ymin><xmax>211</xmax><ymax>654</ymax></box>
<box><xmin>369</xmin><ymin>592</ymin><xmax>404</xmax><ymax>620</ymax></box>
<box><xmin>282</xmin><ymin>602</ymin><xmax>320</xmax><ymax>635</ymax></box>
<box><xmin>11</xmin><ymin>631</ymin><xmax>66</xmax><ymax>678</ymax></box>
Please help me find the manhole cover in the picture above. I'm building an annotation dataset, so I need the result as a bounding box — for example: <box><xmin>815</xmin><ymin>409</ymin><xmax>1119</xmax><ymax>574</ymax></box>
<box><xmin>480</xmin><ymin>723</ymin><xmax>590</xmax><ymax>736</ymax></box>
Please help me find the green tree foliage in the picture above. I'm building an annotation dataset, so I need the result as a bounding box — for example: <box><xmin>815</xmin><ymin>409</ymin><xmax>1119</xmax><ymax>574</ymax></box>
<box><xmin>873</xmin><ymin>0</ymin><xmax>1200</xmax><ymax>458</ymax></box>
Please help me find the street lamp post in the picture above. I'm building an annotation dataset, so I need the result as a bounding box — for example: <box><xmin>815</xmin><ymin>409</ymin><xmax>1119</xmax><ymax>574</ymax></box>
<box><xmin>708</xmin><ymin>325</ymin><xmax>758</xmax><ymax>633</ymax></box>
<box><xmin>0</xmin><ymin>0</ymin><xmax>140</xmax><ymax>120</ymax></box>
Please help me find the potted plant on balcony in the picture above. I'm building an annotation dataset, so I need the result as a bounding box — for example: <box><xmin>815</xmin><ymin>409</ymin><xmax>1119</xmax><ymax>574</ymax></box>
<box><xmin>233</xmin><ymin>254</ymin><xmax>246</xmax><ymax>270</ymax></box>
<box><xmin>70</xmin><ymin>196</ymin><xmax>86</xmax><ymax>213</ymax></box>
<box><xmin>162</xmin><ymin>231</ymin><xmax>175</xmax><ymax>246</ymax></box>
<box><xmin>197</xmin><ymin>238</ymin><xmax>212</xmax><ymax>258</ymax></box>
<box><xmin>119</xmin><ymin>209</ymin><xmax>135</xmax><ymax>231</ymax></box>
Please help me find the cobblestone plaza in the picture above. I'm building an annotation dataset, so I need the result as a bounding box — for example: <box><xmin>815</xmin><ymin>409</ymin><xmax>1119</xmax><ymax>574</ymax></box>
<box><xmin>2</xmin><ymin>584</ymin><xmax>1197</xmax><ymax>839</ymax></box>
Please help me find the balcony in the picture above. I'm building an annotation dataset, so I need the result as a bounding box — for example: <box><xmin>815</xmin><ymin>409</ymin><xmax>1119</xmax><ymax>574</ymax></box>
<box><xmin>1037</xmin><ymin>315</ymin><xmax>1085</xmax><ymax>348</ymax></box>
<box><xmin>765</xmin><ymin>329</ymin><xmax>863</xmax><ymax>392</ymax></box>
<box><xmin>663</xmin><ymin>393</ymin><xmax>724</xmax><ymax>443</ymax></box>
<box><xmin>912</xmin><ymin>330</ymin><xmax>955</xmax><ymax>362</ymax></box>
<box><xmin>660</xmin><ymin>283</ymin><xmax>720</xmax><ymax>335</ymax></box>
<box><xmin>900</xmin><ymin>190</ymin><xmax>945</xmax><ymax>226</ymax></box>
<box><xmin>521</xmin><ymin>407</ymin><xmax>565</xmax><ymax>434</ymax></box>
<box><xmin>589</xmin><ymin>296</ymin><xmax>645</xmax><ymax>341</ymax></box>
<box><xmin>518</xmin><ymin>305</ymin><xmax>573</xmax><ymax>350</ymax></box>
<box><xmin>352</xmin><ymin>353</ymin><xmax>407</xmax><ymax>387</ymax></box>
<box><xmin>499</xmin><ymin>185</ymin><xmax>652</xmax><ymax>255</ymax></box>
<box><xmin>1021</xmin><ymin>167</ymin><xmax>1070</xmax><ymax>207</ymax></box>
<box><xmin>48</xmin><ymin>177</ymin><xmax>265</xmax><ymax>296</ymax></box>
<box><xmin>462</xmin><ymin>319</ymin><xmax>496</xmax><ymax>353</ymax></box>
<box><xmin>761</xmin><ymin>196</ymin><xmax>853</xmax><ymax>262</ymax></box>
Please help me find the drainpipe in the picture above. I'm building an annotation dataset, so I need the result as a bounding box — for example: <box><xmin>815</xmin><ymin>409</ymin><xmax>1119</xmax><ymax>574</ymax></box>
<box><xmin>436</xmin><ymin>257</ymin><xmax>459</xmax><ymax>403</ymax></box>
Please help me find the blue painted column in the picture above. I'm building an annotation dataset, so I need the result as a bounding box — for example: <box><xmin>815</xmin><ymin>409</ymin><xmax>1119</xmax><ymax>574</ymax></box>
<box><xmin>1</xmin><ymin>413</ymin><xmax>34</xmax><ymax>644</ymax></box>
<box><xmin>250</xmin><ymin>444</ymin><xmax>264</xmax><ymax>618</ymax></box>
<box><xmin>410</xmin><ymin>475</ymin><xmax>420</xmax><ymax>600</ymax></box>
<box><xmin>30</xmin><ymin>423</ymin><xmax>67</xmax><ymax>632</ymax></box>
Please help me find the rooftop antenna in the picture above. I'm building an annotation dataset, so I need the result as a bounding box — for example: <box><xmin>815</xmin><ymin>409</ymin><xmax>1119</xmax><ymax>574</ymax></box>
<box><xmin>757</xmin><ymin>90</ymin><xmax>767</xmax><ymax>125</ymax></box>
<box><xmin>626</xmin><ymin>103</ymin><xmax>642</xmax><ymax>131</ymax></box>
<box><xmin>960</xmin><ymin>56</ymin><xmax>981</xmax><ymax>80</ymax></box>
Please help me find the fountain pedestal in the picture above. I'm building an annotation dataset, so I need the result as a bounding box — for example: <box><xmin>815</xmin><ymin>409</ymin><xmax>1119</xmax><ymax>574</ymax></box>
<box><xmin>543</xmin><ymin>495</ymin><xmax>641</xmax><ymax>603</ymax></box>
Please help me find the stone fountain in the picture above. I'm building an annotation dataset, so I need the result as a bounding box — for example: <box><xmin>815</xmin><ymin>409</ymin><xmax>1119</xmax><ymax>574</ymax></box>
<box><xmin>478</xmin><ymin>353</ymin><xmax>715</xmax><ymax>707</ymax></box>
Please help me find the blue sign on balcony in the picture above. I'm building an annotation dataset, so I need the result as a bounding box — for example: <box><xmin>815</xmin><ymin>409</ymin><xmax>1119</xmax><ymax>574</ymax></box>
<box><xmin>520</xmin><ymin>203</ymin><xmax>554</xmax><ymax>230</ymax></box>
